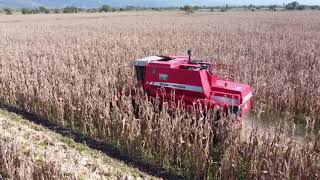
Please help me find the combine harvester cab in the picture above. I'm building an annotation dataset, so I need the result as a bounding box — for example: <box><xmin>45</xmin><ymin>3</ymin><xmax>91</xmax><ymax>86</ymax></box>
<box><xmin>132</xmin><ymin>50</ymin><xmax>253</xmax><ymax>119</ymax></box>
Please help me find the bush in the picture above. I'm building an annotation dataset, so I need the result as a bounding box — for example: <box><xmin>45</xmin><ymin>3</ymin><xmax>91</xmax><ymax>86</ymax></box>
<box><xmin>285</xmin><ymin>1</ymin><xmax>299</xmax><ymax>10</ymax></box>
<box><xmin>63</xmin><ymin>6</ymin><xmax>79</xmax><ymax>13</ymax></box>
<box><xmin>32</xmin><ymin>9</ymin><xmax>40</xmax><ymax>14</ymax></box>
<box><xmin>220</xmin><ymin>7</ymin><xmax>227</xmax><ymax>12</ymax></box>
<box><xmin>309</xmin><ymin>5</ymin><xmax>320</xmax><ymax>10</ymax></box>
<box><xmin>151</xmin><ymin>8</ymin><xmax>161</xmax><ymax>11</ymax></box>
<box><xmin>21</xmin><ymin>8</ymin><xmax>31</xmax><ymax>14</ymax></box>
<box><xmin>86</xmin><ymin>8</ymin><xmax>98</xmax><ymax>13</ymax></box>
<box><xmin>181</xmin><ymin>5</ymin><xmax>194</xmax><ymax>14</ymax></box>
<box><xmin>248</xmin><ymin>4</ymin><xmax>255</xmax><ymax>10</ymax></box>
<box><xmin>3</xmin><ymin>8</ymin><xmax>12</xmax><ymax>15</ymax></box>
<box><xmin>297</xmin><ymin>5</ymin><xmax>306</xmax><ymax>10</ymax></box>
<box><xmin>21</xmin><ymin>8</ymin><xmax>49</xmax><ymax>15</ymax></box>
<box><xmin>53</xmin><ymin>9</ymin><xmax>60</xmax><ymax>14</ymax></box>
<box><xmin>21</xmin><ymin>8</ymin><xmax>44</xmax><ymax>14</ymax></box>
<box><xmin>99</xmin><ymin>5</ymin><xmax>112</xmax><ymax>12</ymax></box>
<box><xmin>38</xmin><ymin>6</ymin><xmax>47</xmax><ymax>13</ymax></box>
<box><xmin>269</xmin><ymin>5</ymin><xmax>277</xmax><ymax>11</ymax></box>
<box><xmin>32</xmin><ymin>6</ymin><xmax>50</xmax><ymax>14</ymax></box>
<box><xmin>193</xmin><ymin>5</ymin><xmax>200</xmax><ymax>10</ymax></box>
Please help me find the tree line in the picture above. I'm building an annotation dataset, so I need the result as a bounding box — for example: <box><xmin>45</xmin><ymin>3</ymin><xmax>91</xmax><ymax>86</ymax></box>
<box><xmin>182</xmin><ymin>1</ymin><xmax>320</xmax><ymax>13</ymax></box>
<box><xmin>1</xmin><ymin>1</ymin><xmax>319</xmax><ymax>15</ymax></box>
<box><xmin>0</xmin><ymin>5</ymin><xmax>119</xmax><ymax>15</ymax></box>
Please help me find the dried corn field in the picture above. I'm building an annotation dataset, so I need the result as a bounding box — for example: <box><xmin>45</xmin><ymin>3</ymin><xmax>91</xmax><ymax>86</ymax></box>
<box><xmin>0</xmin><ymin>11</ymin><xmax>319</xmax><ymax>179</ymax></box>
<box><xmin>0</xmin><ymin>109</ymin><xmax>157</xmax><ymax>180</ymax></box>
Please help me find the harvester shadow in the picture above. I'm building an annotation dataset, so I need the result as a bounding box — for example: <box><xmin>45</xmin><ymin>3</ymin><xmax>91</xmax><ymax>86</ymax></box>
<box><xmin>0</xmin><ymin>103</ymin><xmax>185</xmax><ymax>180</ymax></box>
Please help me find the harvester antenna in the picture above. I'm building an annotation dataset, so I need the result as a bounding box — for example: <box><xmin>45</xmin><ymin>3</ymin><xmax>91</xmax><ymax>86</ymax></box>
<box><xmin>187</xmin><ymin>49</ymin><xmax>192</xmax><ymax>63</ymax></box>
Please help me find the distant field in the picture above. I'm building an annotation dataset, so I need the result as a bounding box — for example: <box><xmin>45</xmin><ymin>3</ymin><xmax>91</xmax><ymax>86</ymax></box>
<box><xmin>0</xmin><ymin>11</ymin><xmax>319</xmax><ymax>122</ymax></box>
<box><xmin>0</xmin><ymin>11</ymin><xmax>319</xmax><ymax>179</ymax></box>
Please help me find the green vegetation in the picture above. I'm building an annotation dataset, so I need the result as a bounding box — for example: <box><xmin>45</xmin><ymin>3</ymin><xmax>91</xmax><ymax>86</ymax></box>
<box><xmin>220</xmin><ymin>7</ymin><xmax>227</xmax><ymax>12</ymax></box>
<box><xmin>268</xmin><ymin>5</ymin><xmax>277</xmax><ymax>11</ymax></box>
<box><xmin>77</xmin><ymin>175</ymin><xmax>86</xmax><ymax>180</ymax></box>
<box><xmin>99</xmin><ymin>4</ymin><xmax>112</xmax><ymax>12</ymax></box>
<box><xmin>63</xmin><ymin>6</ymin><xmax>80</xmax><ymax>13</ymax></box>
<box><xmin>285</xmin><ymin>1</ymin><xmax>300</xmax><ymax>10</ymax></box>
<box><xmin>181</xmin><ymin>5</ymin><xmax>194</xmax><ymax>14</ymax></box>
<box><xmin>86</xmin><ymin>8</ymin><xmax>98</xmax><ymax>13</ymax></box>
<box><xmin>53</xmin><ymin>8</ymin><xmax>60</xmax><ymax>14</ymax></box>
<box><xmin>3</xmin><ymin>8</ymin><xmax>12</xmax><ymax>15</ymax></box>
<box><xmin>39</xmin><ymin>6</ymin><xmax>50</xmax><ymax>14</ymax></box>
<box><xmin>297</xmin><ymin>5</ymin><xmax>306</xmax><ymax>10</ymax></box>
<box><xmin>2</xmin><ymin>1</ymin><xmax>320</xmax><ymax>16</ymax></box>
<box><xmin>21</xmin><ymin>6</ymin><xmax>50</xmax><ymax>15</ymax></box>
<box><xmin>0</xmin><ymin>170</ymin><xmax>10</xmax><ymax>179</ymax></box>
<box><xmin>35</xmin><ymin>156</ymin><xmax>45</xmax><ymax>169</ymax></box>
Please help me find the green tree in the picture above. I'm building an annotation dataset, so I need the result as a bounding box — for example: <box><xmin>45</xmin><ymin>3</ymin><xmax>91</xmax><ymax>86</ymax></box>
<box><xmin>86</xmin><ymin>8</ymin><xmax>98</xmax><ymax>13</ymax></box>
<box><xmin>269</xmin><ymin>5</ymin><xmax>277</xmax><ymax>11</ymax></box>
<box><xmin>309</xmin><ymin>5</ymin><xmax>318</xmax><ymax>10</ymax></box>
<box><xmin>38</xmin><ymin>6</ymin><xmax>47</xmax><ymax>13</ymax></box>
<box><xmin>3</xmin><ymin>8</ymin><xmax>12</xmax><ymax>15</ymax></box>
<box><xmin>220</xmin><ymin>7</ymin><xmax>227</xmax><ymax>12</ymax></box>
<box><xmin>63</xmin><ymin>6</ymin><xmax>79</xmax><ymax>13</ymax></box>
<box><xmin>99</xmin><ymin>5</ymin><xmax>112</xmax><ymax>12</ymax></box>
<box><xmin>285</xmin><ymin>1</ymin><xmax>299</xmax><ymax>10</ymax></box>
<box><xmin>182</xmin><ymin>5</ymin><xmax>194</xmax><ymax>14</ymax></box>
<box><xmin>21</xmin><ymin>8</ymin><xmax>31</xmax><ymax>14</ymax></box>
<box><xmin>248</xmin><ymin>4</ymin><xmax>254</xmax><ymax>10</ymax></box>
<box><xmin>31</xmin><ymin>8</ymin><xmax>40</xmax><ymax>14</ymax></box>
<box><xmin>126</xmin><ymin>6</ymin><xmax>135</xmax><ymax>11</ymax></box>
<box><xmin>193</xmin><ymin>5</ymin><xmax>200</xmax><ymax>10</ymax></box>
<box><xmin>297</xmin><ymin>5</ymin><xmax>305</xmax><ymax>10</ymax></box>
<box><xmin>21</xmin><ymin>8</ymin><xmax>47</xmax><ymax>14</ymax></box>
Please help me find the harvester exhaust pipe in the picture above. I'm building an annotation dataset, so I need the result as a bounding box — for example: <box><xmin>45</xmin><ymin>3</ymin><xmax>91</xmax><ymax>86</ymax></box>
<box><xmin>187</xmin><ymin>49</ymin><xmax>192</xmax><ymax>63</ymax></box>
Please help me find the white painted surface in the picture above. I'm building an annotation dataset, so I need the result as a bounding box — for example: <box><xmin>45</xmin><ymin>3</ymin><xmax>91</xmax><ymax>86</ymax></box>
<box><xmin>132</xmin><ymin>56</ymin><xmax>163</xmax><ymax>66</ymax></box>
<box><xmin>148</xmin><ymin>82</ymin><xmax>204</xmax><ymax>93</ymax></box>
<box><xmin>242</xmin><ymin>92</ymin><xmax>253</xmax><ymax>103</ymax></box>
<box><xmin>212</xmin><ymin>95</ymin><xmax>240</xmax><ymax>105</ymax></box>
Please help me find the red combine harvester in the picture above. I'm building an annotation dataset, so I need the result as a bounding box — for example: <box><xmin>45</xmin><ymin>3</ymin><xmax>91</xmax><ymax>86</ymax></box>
<box><xmin>132</xmin><ymin>50</ymin><xmax>253</xmax><ymax>119</ymax></box>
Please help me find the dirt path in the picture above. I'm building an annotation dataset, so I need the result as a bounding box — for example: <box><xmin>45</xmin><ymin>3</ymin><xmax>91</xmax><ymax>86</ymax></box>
<box><xmin>241</xmin><ymin>113</ymin><xmax>305</xmax><ymax>145</ymax></box>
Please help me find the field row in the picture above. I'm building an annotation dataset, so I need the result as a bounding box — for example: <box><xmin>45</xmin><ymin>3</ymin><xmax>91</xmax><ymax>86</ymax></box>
<box><xmin>0</xmin><ymin>109</ymin><xmax>157</xmax><ymax>180</ymax></box>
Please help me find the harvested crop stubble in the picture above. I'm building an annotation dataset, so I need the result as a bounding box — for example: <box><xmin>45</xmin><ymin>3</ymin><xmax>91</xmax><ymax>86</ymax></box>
<box><xmin>0</xmin><ymin>109</ymin><xmax>158</xmax><ymax>180</ymax></box>
<box><xmin>0</xmin><ymin>11</ymin><xmax>319</xmax><ymax>178</ymax></box>
<box><xmin>0</xmin><ymin>137</ymin><xmax>66</xmax><ymax>180</ymax></box>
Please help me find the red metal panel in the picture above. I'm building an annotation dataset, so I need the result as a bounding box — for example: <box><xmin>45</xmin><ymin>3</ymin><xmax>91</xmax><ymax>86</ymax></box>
<box><xmin>134</xmin><ymin>54</ymin><xmax>253</xmax><ymax>117</ymax></box>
